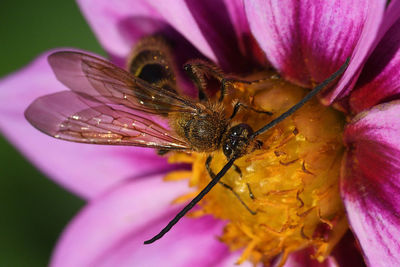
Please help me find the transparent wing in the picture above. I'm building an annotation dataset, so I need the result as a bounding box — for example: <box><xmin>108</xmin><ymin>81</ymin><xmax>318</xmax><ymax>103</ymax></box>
<box><xmin>48</xmin><ymin>51</ymin><xmax>199</xmax><ymax>114</ymax></box>
<box><xmin>25</xmin><ymin>91</ymin><xmax>190</xmax><ymax>150</ymax></box>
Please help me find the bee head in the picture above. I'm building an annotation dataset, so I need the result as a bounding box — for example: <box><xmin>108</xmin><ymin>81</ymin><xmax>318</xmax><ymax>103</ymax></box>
<box><xmin>223</xmin><ymin>123</ymin><xmax>254</xmax><ymax>159</ymax></box>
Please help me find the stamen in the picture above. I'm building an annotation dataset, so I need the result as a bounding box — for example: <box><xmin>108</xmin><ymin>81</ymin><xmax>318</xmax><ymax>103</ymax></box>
<box><xmin>163</xmin><ymin>170</ymin><xmax>192</xmax><ymax>181</ymax></box>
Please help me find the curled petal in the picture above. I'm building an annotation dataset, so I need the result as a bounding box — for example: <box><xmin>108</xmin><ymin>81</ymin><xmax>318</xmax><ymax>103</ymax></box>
<box><xmin>350</xmin><ymin>2</ymin><xmax>400</xmax><ymax>113</ymax></box>
<box><xmin>223</xmin><ymin>0</ymin><xmax>250</xmax><ymax>55</ymax></box>
<box><xmin>50</xmin><ymin>175</ymin><xmax>250</xmax><ymax>267</ymax></box>
<box><xmin>0</xmin><ymin>51</ymin><xmax>171</xmax><ymax>199</ymax></box>
<box><xmin>283</xmin><ymin>233</ymin><xmax>365</xmax><ymax>267</ymax></box>
<box><xmin>283</xmin><ymin>248</ymin><xmax>337</xmax><ymax>267</ymax></box>
<box><xmin>342</xmin><ymin>100</ymin><xmax>400</xmax><ymax>266</ymax></box>
<box><xmin>330</xmin><ymin>231</ymin><xmax>365</xmax><ymax>267</ymax></box>
<box><xmin>183</xmin><ymin>0</ymin><xmax>250</xmax><ymax>71</ymax></box>
<box><xmin>222</xmin><ymin>0</ymin><xmax>248</xmax><ymax>45</ymax></box>
<box><xmin>245</xmin><ymin>0</ymin><xmax>385</xmax><ymax>99</ymax></box>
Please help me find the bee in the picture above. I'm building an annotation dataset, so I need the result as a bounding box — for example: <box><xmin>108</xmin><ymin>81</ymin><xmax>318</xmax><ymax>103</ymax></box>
<box><xmin>25</xmin><ymin>36</ymin><xmax>349</xmax><ymax>244</ymax></box>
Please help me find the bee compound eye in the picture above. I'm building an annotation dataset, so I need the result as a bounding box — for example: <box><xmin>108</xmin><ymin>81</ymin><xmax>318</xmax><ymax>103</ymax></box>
<box><xmin>223</xmin><ymin>143</ymin><xmax>233</xmax><ymax>158</ymax></box>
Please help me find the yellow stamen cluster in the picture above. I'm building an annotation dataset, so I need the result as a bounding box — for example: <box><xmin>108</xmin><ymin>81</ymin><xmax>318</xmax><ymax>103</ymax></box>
<box><xmin>168</xmin><ymin>72</ymin><xmax>347</xmax><ymax>266</ymax></box>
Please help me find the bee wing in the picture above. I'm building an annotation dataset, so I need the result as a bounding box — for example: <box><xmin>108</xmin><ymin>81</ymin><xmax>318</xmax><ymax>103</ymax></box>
<box><xmin>47</xmin><ymin>51</ymin><xmax>198</xmax><ymax>114</ymax></box>
<box><xmin>25</xmin><ymin>91</ymin><xmax>191</xmax><ymax>150</ymax></box>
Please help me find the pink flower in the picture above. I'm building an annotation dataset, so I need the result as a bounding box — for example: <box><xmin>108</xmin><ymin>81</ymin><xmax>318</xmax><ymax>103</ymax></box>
<box><xmin>1</xmin><ymin>0</ymin><xmax>400</xmax><ymax>266</ymax></box>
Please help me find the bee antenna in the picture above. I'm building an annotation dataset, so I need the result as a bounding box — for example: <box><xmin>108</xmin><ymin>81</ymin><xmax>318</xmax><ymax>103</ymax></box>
<box><xmin>144</xmin><ymin>157</ymin><xmax>236</xmax><ymax>244</ymax></box>
<box><xmin>250</xmin><ymin>58</ymin><xmax>350</xmax><ymax>139</ymax></box>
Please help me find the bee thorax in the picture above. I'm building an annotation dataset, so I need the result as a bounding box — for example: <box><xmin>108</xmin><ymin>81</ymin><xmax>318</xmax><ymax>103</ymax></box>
<box><xmin>170</xmin><ymin>111</ymin><xmax>228</xmax><ymax>152</ymax></box>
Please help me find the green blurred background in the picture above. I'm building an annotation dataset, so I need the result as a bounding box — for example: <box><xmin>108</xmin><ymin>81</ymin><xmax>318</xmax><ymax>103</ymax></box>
<box><xmin>0</xmin><ymin>1</ymin><xmax>104</xmax><ymax>266</ymax></box>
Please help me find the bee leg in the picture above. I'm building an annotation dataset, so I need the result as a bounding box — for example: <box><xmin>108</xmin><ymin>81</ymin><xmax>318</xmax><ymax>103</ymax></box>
<box><xmin>183</xmin><ymin>60</ymin><xmax>226</xmax><ymax>101</ymax></box>
<box><xmin>220</xmin><ymin>74</ymin><xmax>282</xmax><ymax>102</ymax></box>
<box><xmin>206</xmin><ymin>155</ymin><xmax>257</xmax><ymax>215</ymax></box>
<box><xmin>219</xmin><ymin>78</ymin><xmax>237</xmax><ymax>102</ymax></box>
<box><xmin>233</xmin><ymin>164</ymin><xmax>255</xmax><ymax>200</ymax></box>
<box><xmin>183</xmin><ymin>62</ymin><xmax>208</xmax><ymax>101</ymax></box>
<box><xmin>190</xmin><ymin>74</ymin><xmax>208</xmax><ymax>102</ymax></box>
<box><xmin>182</xmin><ymin>60</ymin><xmax>259</xmax><ymax>104</ymax></box>
<box><xmin>219</xmin><ymin>78</ymin><xmax>256</xmax><ymax>102</ymax></box>
<box><xmin>156</xmin><ymin>149</ymin><xmax>170</xmax><ymax>156</ymax></box>
<box><xmin>229</xmin><ymin>101</ymin><xmax>273</xmax><ymax>120</ymax></box>
<box><xmin>247</xmin><ymin>183</ymin><xmax>255</xmax><ymax>199</ymax></box>
<box><xmin>233</xmin><ymin>163</ymin><xmax>242</xmax><ymax>176</ymax></box>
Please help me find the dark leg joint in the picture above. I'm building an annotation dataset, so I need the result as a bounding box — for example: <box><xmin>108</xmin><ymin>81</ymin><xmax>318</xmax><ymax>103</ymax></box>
<box><xmin>219</xmin><ymin>78</ymin><xmax>253</xmax><ymax>102</ymax></box>
<box><xmin>229</xmin><ymin>102</ymin><xmax>273</xmax><ymax>120</ymax></box>
<box><xmin>157</xmin><ymin>149</ymin><xmax>170</xmax><ymax>156</ymax></box>
<box><xmin>233</xmin><ymin>164</ymin><xmax>243</xmax><ymax>177</ymax></box>
<box><xmin>247</xmin><ymin>183</ymin><xmax>255</xmax><ymax>200</ymax></box>
<box><xmin>255</xmin><ymin>140</ymin><xmax>263</xmax><ymax>150</ymax></box>
<box><xmin>183</xmin><ymin>63</ymin><xmax>208</xmax><ymax>102</ymax></box>
<box><xmin>218</xmin><ymin>181</ymin><xmax>257</xmax><ymax>215</ymax></box>
<box><xmin>235</xmin><ymin>164</ymin><xmax>256</xmax><ymax>201</ymax></box>
<box><xmin>205</xmin><ymin>155</ymin><xmax>257</xmax><ymax>215</ymax></box>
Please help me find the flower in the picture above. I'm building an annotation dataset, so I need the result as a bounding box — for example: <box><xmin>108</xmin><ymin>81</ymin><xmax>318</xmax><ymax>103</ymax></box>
<box><xmin>1</xmin><ymin>0</ymin><xmax>400</xmax><ymax>266</ymax></box>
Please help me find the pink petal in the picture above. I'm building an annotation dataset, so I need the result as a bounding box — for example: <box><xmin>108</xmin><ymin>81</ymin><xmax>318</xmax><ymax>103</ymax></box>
<box><xmin>51</xmin><ymin>174</ymin><xmax>250</xmax><ymax>267</ymax></box>
<box><xmin>342</xmin><ymin>100</ymin><xmax>400</xmax><ymax>266</ymax></box>
<box><xmin>350</xmin><ymin>4</ymin><xmax>400</xmax><ymax>113</ymax></box>
<box><xmin>0</xmin><ymin>51</ymin><xmax>170</xmax><ymax>199</ymax></box>
<box><xmin>77</xmin><ymin>0</ymin><xmax>162</xmax><ymax>60</ymax></box>
<box><xmin>320</xmin><ymin>0</ymin><xmax>386</xmax><ymax>105</ymax></box>
<box><xmin>78</xmin><ymin>0</ymin><xmax>215</xmax><ymax>62</ymax></box>
<box><xmin>78</xmin><ymin>0</ymin><xmax>255</xmax><ymax>71</ymax></box>
<box><xmin>245</xmin><ymin>0</ymin><xmax>385</xmax><ymax>97</ymax></box>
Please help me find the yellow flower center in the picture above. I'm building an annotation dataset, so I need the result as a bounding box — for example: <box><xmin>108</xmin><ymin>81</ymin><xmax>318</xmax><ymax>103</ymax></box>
<box><xmin>167</xmin><ymin>71</ymin><xmax>347</xmax><ymax>266</ymax></box>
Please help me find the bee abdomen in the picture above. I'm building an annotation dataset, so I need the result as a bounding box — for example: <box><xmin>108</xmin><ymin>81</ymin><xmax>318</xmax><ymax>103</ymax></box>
<box><xmin>127</xmin><ymin>35</ymin><xmax>178</xmax><ymax>115</ymax></box>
